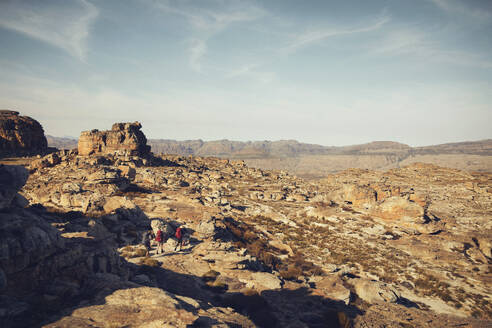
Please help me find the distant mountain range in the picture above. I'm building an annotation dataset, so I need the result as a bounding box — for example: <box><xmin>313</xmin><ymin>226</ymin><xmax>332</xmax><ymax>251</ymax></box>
<box><xmin>47</xmin><ymin>136</ymin><xmax>492</xmax><ymax>156</ymax></box>
<box><xmin>47</xmin><ymin>136</ymin><xmax>492</xmax><ymax>178</ymax></box>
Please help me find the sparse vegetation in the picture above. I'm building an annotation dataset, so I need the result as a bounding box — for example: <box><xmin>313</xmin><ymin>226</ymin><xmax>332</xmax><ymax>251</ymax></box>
<box><xmin>138</xmin><ymin>257</ymin><xmax>160</xmax><ymax>267</ymax></box>
<box><xmin>202</xmin><ymin>270</ymin><xmax>220</xmax><ymax>281</ymax></box>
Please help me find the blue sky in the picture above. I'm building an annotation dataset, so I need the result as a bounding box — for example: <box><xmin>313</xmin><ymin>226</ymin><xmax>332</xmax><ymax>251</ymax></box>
<box><xmin>0</xmin><ymin>0</ymin><xmax>491</xmax><ymax>146</ymax></box>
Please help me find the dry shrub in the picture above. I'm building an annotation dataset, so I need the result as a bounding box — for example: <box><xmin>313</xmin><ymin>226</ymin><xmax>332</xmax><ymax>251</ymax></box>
<box><xmin>205</xmin><ymin>280</ymin><xmax>228</xmax><ymax>293</ymax></box>
<box><xmin>225</xmin><ymin>217</ymin><xmax>322</xmax><ymax>278</ymax></box>
<box><xmin>133</xmin><ymin>248</ymin><xmax>148</xmax><ymax>258</ymax></box>
<box><xmin>243</xmin><ymin>230</ymin><xmax>257</xmax><ymax>241</ymax></box>
<box><xmin>242</xmin><ymin>288</ymin><xmax>258</xmax><ymax>296</ymax></box>
<box><xmin>249</xmin><ymin>240</ymin><xmax>266</xmax><ymax>258</ymax></box>
<box><xmin>138</xmin><ymin>257</ymin><xmax>160</xmax><ymax>267</ymax></box>
<box><xmin>279</xmin><ymin>265</ymin><xmax>302</xmax><ymax>280</ymax></box>
<box><xmin>202</xmin><ymin>270</ymin><xmax>220</xmax><ymax>282</ymax></box>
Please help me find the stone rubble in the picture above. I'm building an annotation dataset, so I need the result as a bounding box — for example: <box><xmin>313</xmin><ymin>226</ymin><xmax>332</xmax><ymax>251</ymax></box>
<box><xmin>0</xmin><ymin>123</ymin><xmax>490</xmax><ymax>327</ymax></box>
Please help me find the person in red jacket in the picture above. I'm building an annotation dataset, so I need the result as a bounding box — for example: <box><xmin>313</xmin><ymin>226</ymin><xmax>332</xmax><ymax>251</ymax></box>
<box><xmin>174</xmin><ymin>226</ymin><xmax>184</xmax><ymax>252</ymax></box>
<box><xmin>155</xmin><ymin>229</ymin><xmax>164</xmax><ymax>254</ymax></box>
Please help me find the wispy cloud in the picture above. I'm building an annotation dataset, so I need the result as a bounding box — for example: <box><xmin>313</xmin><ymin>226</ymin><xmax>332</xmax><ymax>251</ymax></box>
<box><xmin>147</xmin><ymin>0</ymin><xmax>265</xmax><ymax>72</ymax></box>
<box><xmin>428</xmin><ymin>0</ymin><xmax>491</xmax><ymax>20</ymax></box>
<box><xmin>224</xmin><ymin>63</ymin><xmax>275</xmax><ymax>84</ymax></box>
<box><xmin>373</xmin><ymin>28</ymin><xmax>492</xmax><ymax>69</ymax></box>
<box><xmin>224</xmin><ymin>13</ymin><xmax>389</xmax><ymax>82</ymax></box>
<box><xmin>0</xmin><ymin>0</ymin><xmax>98</xmax><ymax>61</ymax></box>
<box><xmin>189</xmin><ymin>38</ymin><xmax>207</xmax><ymax>72</ymax></box>
<box><xmin>281</xmin><ymin>15</ymin><xmax>390</xmax><ymax>55</ymax></box>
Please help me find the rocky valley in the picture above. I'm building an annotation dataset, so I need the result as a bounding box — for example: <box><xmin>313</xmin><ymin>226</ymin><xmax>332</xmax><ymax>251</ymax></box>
<box><xmin>1</xmin><ymin>115</ymin><xmax>491</xmax><ymax>327</ymax></box>
<box><xmin>47</xmin><ymin>137</ymin><xmax>492</xmax><ymax>180</ymax></box>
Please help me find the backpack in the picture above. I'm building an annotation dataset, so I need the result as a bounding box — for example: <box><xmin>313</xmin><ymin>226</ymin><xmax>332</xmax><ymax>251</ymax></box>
<box><xmin>175</xmin><ymin>227</ymin><xmax>182</xmax><ymax>239</ymax></box>
<box><xmin>156</xmin><ymin>229</ymin><xmax>162</xmax><ymax>242</ymax></box>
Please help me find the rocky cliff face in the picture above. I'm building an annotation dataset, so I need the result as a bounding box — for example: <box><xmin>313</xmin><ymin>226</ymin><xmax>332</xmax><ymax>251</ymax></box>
<box><xmin>78</xmin><ymin>122</ymin><xmax>150</xmax><ymax>156</ymax></box>
<box><xmin>0</xmin><ymin>110</ymin><xmax>47</xmax><ymax>157</ymax></box>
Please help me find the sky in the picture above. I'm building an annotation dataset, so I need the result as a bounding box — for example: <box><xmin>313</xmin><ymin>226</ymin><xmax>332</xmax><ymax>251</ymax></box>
<box><xmin>0</xmin><ymin>0</ymin><xmax>491</xmax><ymax>146</ymax></box>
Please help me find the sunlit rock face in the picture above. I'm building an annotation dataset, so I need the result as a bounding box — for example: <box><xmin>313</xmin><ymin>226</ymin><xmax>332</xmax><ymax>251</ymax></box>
<box><xmin>78</xmin><ymin>122</ymin><xmax>150</xmax><ymax>156</ymax></box>
<box><xmin>0</xmin><ymin>110</ymin><xmax>47</xmax><ymax>157</ymax></box>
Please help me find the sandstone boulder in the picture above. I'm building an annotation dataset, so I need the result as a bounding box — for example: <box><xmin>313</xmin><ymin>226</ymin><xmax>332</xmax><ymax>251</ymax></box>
<box><xmin>29</xmin><ymin>152</ymin><xmax>61</xmax><ymax>171</ymax></box>
<box><xmin>0</xmin><ymin>110</ymin><xmax>47</xmax><ymax>157</ymax></box>
<box><xmin>371</xmin><ymin>196</ymin><xmax>424</xmax><ymax>221</ymax></box>
<box><xmin>78</xmin><ymin>122</ymin><xmax>150</xmax><ymax>156</ymax></box>
<box><xmin>197</xmin><ymin>216</ymin><xmax>218</xmax><ymax>238</ymax></box>
<box><xmin>350</xmin><ymin>278</ymin><xmax>400</xmax><ymax>304</ymax></box>
<box><xmin>312</xmin><ymin>275</ymin><xmax>351</xmax><ymax>305</ymax></box>
<box><xmin>340</xmin><ymin>184</ymin><xmax>377</xmax><ymax>208</ymax></box>
<box><xmin>103</xmin><ymin>196</ymin><xmax>148</xmax><ymax>227</ymax></box>
<box><xmin>62</xmin><ymin>182</ymin><xmax>82</xmax><ymax>194</ymax></box>
<box><xmin>151</xmin><ymin>218</ymin><xmax>175</xmax><ymax>238</ymax></box>
<box><xmin>249</xmin><ymin>272</ymin><xmax>282</xmax><ymax>290</ymax></box>
<box><xmin>45</xmin><ymin>287</ymin><xmax>198</xmax><ymax>328</ymax></box>
<box><xmin>0</xmin><ymin>164</ymin><xmax>29</xmax><ymax>210</ymax></box>
<box><xmin>475</xmin><ymin>235</ymin><xmax>492</xmax><ymax>258</ymax></box>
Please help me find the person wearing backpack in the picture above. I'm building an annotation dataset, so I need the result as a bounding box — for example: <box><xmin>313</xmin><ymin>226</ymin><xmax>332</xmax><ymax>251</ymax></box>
<box><xmin>141</xmin><ymin>229</ymin><xmax>153</xmax><ymax>256</ymax></box>
<box><xmin>174</xmin><ymin>226</ymin><xmax>184</xmax><ymax>251</ymax></box>
<box><xmin>155</xmin><ymin>229</ymin><xmax>164</xmax><ymax>254</ymax></box>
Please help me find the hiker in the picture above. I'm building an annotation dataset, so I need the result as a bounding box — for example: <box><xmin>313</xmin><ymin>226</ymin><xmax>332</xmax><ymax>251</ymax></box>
<box><xmin>141</xmin><ymin>229</ymin><xmax>153</xmax><ymax>256</ymax></box>
<box><xmin>174</xmin><ymin>226</ymin><xmax>185</xmax><ymax>251</ymax></box>
<box><xmin>155</xmin><ymin>228</ymin><xmax>165</xmax><ymax>254</ymax></box>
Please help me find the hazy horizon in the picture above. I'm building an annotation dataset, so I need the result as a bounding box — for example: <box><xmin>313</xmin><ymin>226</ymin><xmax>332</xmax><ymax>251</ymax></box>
<box><xmin>1</xmin><ymin>0</ymin><xmax>491</xmax><ymax>147</ymax></box>
<box><xmin>45</xmin><ymin>131</ymin><xmax>491</xmax><ymax>149</ymax></box>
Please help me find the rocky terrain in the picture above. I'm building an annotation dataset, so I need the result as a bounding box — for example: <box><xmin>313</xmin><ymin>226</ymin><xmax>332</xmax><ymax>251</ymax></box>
<box><xmin>1</xmin><ymin>121</ymin><xmax>490</xmax><ymax>327</ymax></box>
<box><xmin>48</xmin><ymin>136</ymin><xmax>492</xmax><ymax>179</ymax></box>
<box><xmin>0</xmin><ymin>110</ymin><xmax>48</xmax><ymax>158</ymax></box>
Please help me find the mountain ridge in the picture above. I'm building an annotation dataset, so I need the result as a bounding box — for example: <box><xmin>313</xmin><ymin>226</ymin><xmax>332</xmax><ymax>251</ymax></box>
<box><xmin>47</xmin><ymin>135</ymin><xmax>492</xmax><ymax>156</ymax></box>
<box><xmin>47</xmin><ymin>136</ymin><xmax>492</xmax><ymax>178</ymax></box>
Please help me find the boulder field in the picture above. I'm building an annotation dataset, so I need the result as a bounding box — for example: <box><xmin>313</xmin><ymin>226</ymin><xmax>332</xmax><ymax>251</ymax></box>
<box><xmin>0</xmin><ymin>122</ymin><xmax>490</xmax><ymax>327</ymax></box>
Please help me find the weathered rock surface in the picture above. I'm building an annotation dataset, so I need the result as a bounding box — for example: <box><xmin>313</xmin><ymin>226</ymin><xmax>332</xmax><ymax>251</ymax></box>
<box><xmin>0</xmin><ymin>166</ymin><xmax>131</xmax><ymax>327</ymax></box>
<box><xmin>350</xmin><ymin>278</ymin><xmax>401</xmax><ymax>304</ymax></box>
<box><xmin>1</xmin><ymin>128</ymin><xmax>490</xmax><ymax>327</ymax></box>
<box><xmin>78</xmin><ymin>122</ymin><xmax>150</xmax><ymax>156</ymax></box>
<box><xmin>0</xmin><ymin>110</ymin><xmax>47</xmax><ymax>157</ymax></box>
<box><xmin>0</xmin><ymin>165</ymin><xmax>28</xmax><ymax>210</ymax></box>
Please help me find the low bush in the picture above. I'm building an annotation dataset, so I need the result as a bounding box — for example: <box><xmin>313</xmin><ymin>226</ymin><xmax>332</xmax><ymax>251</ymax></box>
<box><xmin>138</xmin><ymin>257</ymin><xmax>160</xmax><ymax>267</ymax></box>
<box><xmin>202</xmin><ymin>270</ymin><xmax>220</xmax><ymax>282</ymax></box>
<box><xmin>279</xmin><ymin>265</ymin><xmax>302</xmax><ymax>280</ymax></box>
<box><xmin>205</xmin><ymin>280</ymin><xmax>228</xmax><ymax>293</ymax></box>
<box><xmin>133</xmin><ymin>248</ymin><xmax>148</xmax><ymax>258</ymax></box>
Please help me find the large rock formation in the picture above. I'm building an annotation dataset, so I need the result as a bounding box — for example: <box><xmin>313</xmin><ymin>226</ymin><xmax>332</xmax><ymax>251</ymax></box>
<box><xmin>0</xmin><ymin>110</ymin><xmax>47</xmax><ymax>157</ymax></box>
<box><xmin>78</xmin><ymin>122</ymin><xmax>150</xmax><ymax>156</ymax></box>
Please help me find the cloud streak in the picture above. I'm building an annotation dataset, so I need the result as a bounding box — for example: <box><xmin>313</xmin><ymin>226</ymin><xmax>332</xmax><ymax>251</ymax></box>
<box><xmin>282</xmin><ymin>15</ymin><xmax>390</xmax><ymax>55</ymax></box>
<box><xmin>429</xmin><ymin>0</ymin><xmax>491</xmax><ymax>20</ymax></box>
<box><xmin>0</xmin><ymin>0</ymin><xmax>98</xmax><ymax>61</ymax></box>
<box><xmin>148</xmin><ymin>0</ymin><xmax>265</xmax><ymax>72</ymax></box>
<box><xmin>373</xmin><ymin>27</ymin><xmax>492</xmax><ymax>69</ymax></box>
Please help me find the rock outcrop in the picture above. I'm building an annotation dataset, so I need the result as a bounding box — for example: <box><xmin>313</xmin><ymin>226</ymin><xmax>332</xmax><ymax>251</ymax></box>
<box><xmin>78</xmin><ymin>122</ymin><xmax>150</xmax><ymax>156</ymax></box>
<box><xmin>0</xmin><ymin>110</ymin><xmax>47</xmax><ymax>157</ymax></box>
